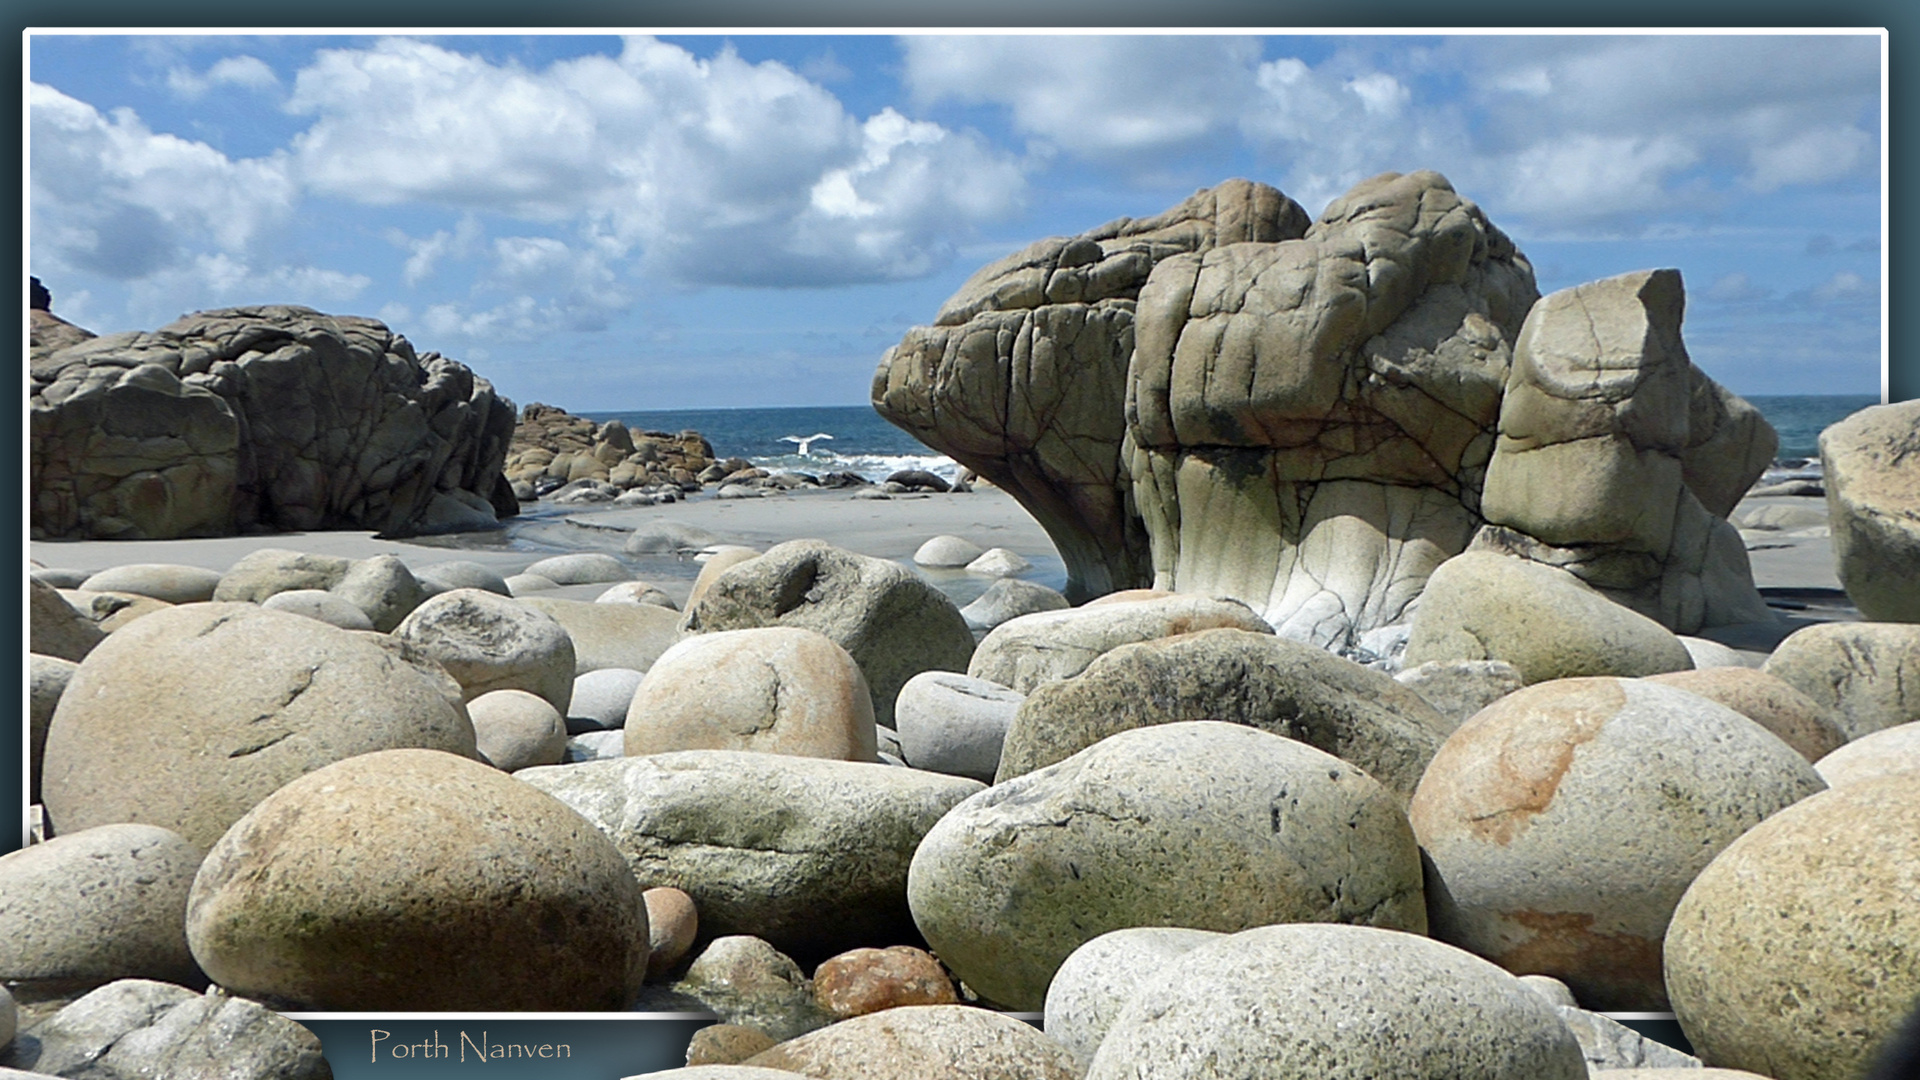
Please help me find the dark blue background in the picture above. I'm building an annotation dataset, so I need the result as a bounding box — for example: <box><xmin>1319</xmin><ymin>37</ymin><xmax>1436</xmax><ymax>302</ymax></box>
<box><xmin>299</xmin><ymin>1019</ymin><xmax>711</xmax><ymax>1079</ymax></box>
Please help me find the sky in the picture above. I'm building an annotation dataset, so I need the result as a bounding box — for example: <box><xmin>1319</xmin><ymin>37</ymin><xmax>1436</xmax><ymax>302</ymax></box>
<box><xmin>26</xmin><ymin>32</ymin><xmax>1884</xmax><ymax>411</ymax></box>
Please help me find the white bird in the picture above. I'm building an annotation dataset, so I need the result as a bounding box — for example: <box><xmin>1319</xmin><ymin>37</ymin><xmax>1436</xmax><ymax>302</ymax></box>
<box><xmin>781</xmin><ymin>433</ymin><xmax>834</xmax><ymax>456</ymax></box>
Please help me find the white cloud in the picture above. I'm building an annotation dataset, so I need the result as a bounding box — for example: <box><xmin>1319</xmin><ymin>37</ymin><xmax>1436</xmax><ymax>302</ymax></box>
<box><xmin>1811</xmin><ymin>270</ymin><xmax>1869</xmax><ymax>302</ymax></box>
<box><xmin>166</xmin><ymin>54</ymin><xmax>280</xmax><ymax>98</ymax></box>
<box><xmin>901</xmin><ymin>35</ymin><xmax>1261</xmax><ymax>155</ymax></box>
<box><xmin>1501</xmin><ymin>134</ymin><xmax>1701</xmax><ymax>219</ymax></box>
<box><xmin>284</xmin><ymin>36</ymin><xmax>1025</xmax><ymax>286</ymax></box>
<box><xmin>390</xmin><ymin>215</ymin><xmax>483</xmax><ymax>286</ymax></box>
<box><xmin>29</xmin><ymin>82</ymin><xmax>295</xmax><ymax>279</ymax></box>
<box><xmin>1748</xmin><ymin>125</ymin><xmax>1873</xmax><ymax>191</ymax></box>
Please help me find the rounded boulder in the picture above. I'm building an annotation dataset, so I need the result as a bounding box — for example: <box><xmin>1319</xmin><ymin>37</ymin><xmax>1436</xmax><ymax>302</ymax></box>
<box><xmin>43</xmin><ymin>603</ymin><xmax>479</xmax><ymax>849</ymax></box>
<box><xmin>1084</xmin><ymin>924</ymin><xmax>1587</xmax><ymax>1080</ymax></box>
<box><xmin>908</xmin><ymin>721</ymin><xmax>1426</xmax><ymax>1010</ymax></box>
<box><xmin>1763</xmin><ymin>621</ymin><xmax>1920</xmax><ymax>740</ymax></box>
<box><xmin>186</xmin><ymin>748</ymin><xmax>649</xmax><ymax>1011</ymax></box>
<box><xmin>468</xmin><ymin>689</ymin><xmax>569</xmax><ymax>771</ymax></box>
<box><xmin>1665</xmin><ymin>773</ymin><xmax>1920</xmax><ymax>1080</ymax></box>
<box><xmin>394</xmin><ymin>588</ymin><xmax>576</xmax><ymax>713</ymax></box>
<box><xmin>77</xmin><ymin>563</ymin><xmax>221</xmax><ymax>604</ymax></box>
<box><xmin>1815</xmin><ymin>721</ymin><xmax>1920</xmax><ymax>788</ymax></box>
<box><xmin>1646</xmin><ymin>666</ymin><xmax>1847</xmax><ymax>762</ymax></box>
<box><xmin>1410</xmin><ymin>677</ymin><xmax>1826</xmax><ymax>1009</ymax></box>
<box><xmin>743</xmin><ymin>1005</ymin><xmax>1079</xmax><ymax>1080</ymax></box>
<box><xmin>626</xmin><ymin>627</ymin><xmax>878</xmax><ymax>761</ymax></box>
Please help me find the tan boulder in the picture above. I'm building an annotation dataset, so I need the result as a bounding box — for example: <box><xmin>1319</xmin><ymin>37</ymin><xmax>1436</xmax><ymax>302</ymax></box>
<box><xmin>969</xmin><ymin>593</ymin><xmax>1272</xmax><ymax>694</ymax></box>
<box><xmin>1821</xmin><ymin>399</ymin><xmax>1920</xmax><ymax>621</ymax></box>
<box><xmin>626</xmin><ymin>627</ymin><xmax>877</xmax><ymax>761</ymax></box>
<box><xmin>1645</xmin><ymin>667</ymin><xmax>1847</xmax><ymax>763</ymax></box>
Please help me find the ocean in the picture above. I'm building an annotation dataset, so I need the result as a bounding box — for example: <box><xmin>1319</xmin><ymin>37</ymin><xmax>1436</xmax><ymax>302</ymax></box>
<box><xmin>583</xmin><ymin>394</ymin><xmax>1882</xmax><ymax>484</ymax></box>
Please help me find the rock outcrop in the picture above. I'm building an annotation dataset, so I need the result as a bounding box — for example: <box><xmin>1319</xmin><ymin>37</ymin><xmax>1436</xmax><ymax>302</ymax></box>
<box><xmin>878</xmin><ymin>172</ymin><xmax>1776</xmax><ymax>648</ymax></box>
<box><xmin>31</xmin><ymin>305</ymin><xmax>517</xmax><ymax>540</ymax></box>
<box><xmin>505</xmin><ymin>402</ymin><xmax>716</xmax><ymax>496</ymax></box>
<box><xmin>874</xmin><ymin>179</ymin><xmax>1311</xmax><ymax>602</ymax></box>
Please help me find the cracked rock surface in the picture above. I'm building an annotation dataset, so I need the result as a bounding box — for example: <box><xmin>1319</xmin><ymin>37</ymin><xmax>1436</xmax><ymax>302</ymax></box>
<box><xmin>41</xmin><ymin>603</ymin><xmax>478</xmax><ymax>850</ymax></box>
<box><xmin>31</xmin><ymin>305</ymin><xmax>516</xmax><ymax>540</ymax></box>
<box><xmin>0</xmin><ymin>979</ymin><xmax>331</xmax><ymax>1080</ymax></box>
<box><xmin>907</xmin><ymin>721</ymin><xmax>1425</xmax><ymax>1010</ymax></box>
<box><xmin>874</xmin><ymin>179</ymin><xmax>1310</xmax><ymax>603</ymax></box>
<box><xmin>517</xmin><ymin>752</ymin><xmax>982</xmax><ymax>965</ymax></box>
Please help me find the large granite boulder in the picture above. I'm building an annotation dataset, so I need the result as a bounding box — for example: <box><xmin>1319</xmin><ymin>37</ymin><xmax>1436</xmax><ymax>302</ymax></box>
<box><xmin>968</xmin><ymin>593</ymin><xmax>1273</xmax><ymax>694</ymax></box>
<box><xmin>996</xmin><ymin>627</ymin><xmax>1449</xmax><ymax>802</ymax></box>
<box><xmin>186</xmin><ymin>749</ymin><xmax>649</xmax><ymax>1011</ymax></box>
<box><xmin>742</xmin><ymin>1005</ymin><xmax>1080</xmax><ymax>1079</ymax></box>
<box><xmin>874</xmin><ymin>179</ymin><xmax>1310</xmax><ymax>602</ymax></box>
<box><xmin>1665</xmin><ymin>773</ymin><xmax>1920</xmax><ymax>1080</ymax></box>
<box><xmin>909</xmin><ymin>721</ymin><xmax>1425</xmax><ymax>1010</ymax></box>
<box><xmin>517</xmin><ymin>752</ymin><xmax>982</xmax><ymax>964</ymax></box>
<box><xmin>1474</xmin><ymin>269</ymin><xmax>1775</xmax><ymax>632</ymax></box>
<box><xmin>0</xmin><ymin>978</ymin><xmax>331</xmax><ymax>1080</ymax></box>
<box><xmin>1084</xmin><ymin>924</ymin><xmax>1587</xmax><ymax>1080</ymax></box>
<box><xmin>30</xmin><ymin>305</ymin><xmax>516</xmax><ymax>540</ymax></box>
<box><xmin>42</xmin><ymin>602</ymin><xmax>478</xmax><ymax>849</ymax></box>
<box><xmin>681</xmin><ymin>541</ymin><xmax>975</xmax><ymax>729</ymax></box>
<box><xmin>1763</xmin><ymin>621</ymin><xmax>1920</xmax><ymax>740</ymax></box>
<box><xmin>1821</xmin><ymin>399</ymin><xmax>1920</xmax><ymax>621</ymax></box>
<box><xmin>1410</xmin><ymin>677</ymin><xmax>1825</xmax><ymax>1009</ymax></box>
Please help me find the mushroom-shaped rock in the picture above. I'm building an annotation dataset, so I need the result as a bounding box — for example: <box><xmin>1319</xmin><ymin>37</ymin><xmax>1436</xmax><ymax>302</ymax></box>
<box><xmin>395</xmin><ymin>588</ymin><xmax>576</xmax><ymax>712</ymax></box>
<box><xmin>1124</xmin><ymin>171</ymin><xmax>1539</xmax><ymax>647</ymax></box>
<box><xmin>1664</xmin><ymin>773</ymin><xmax>1920</xmax><ymax>1080</ymax></box>
<box><xmin>1821</xmin><ymin>399</ymin><xmax>1920</xmax><ymax>621</ymax></box>
<box><xmin>875</xmin><ymin>178</ymin><xmax>1310</xmax><ymax>603</ymax></box>
<box><xmin>186</xmin><ymin>749</ymin><xmax>649</xmax><ymax>1011</ymax></box>
<box><xmin>997</xmin><ymin>628</ymin><xmax>1449</xmax><ymax>802</ymax></box>
<box><xmin>909</xmin><ymin>721</ymin><xmax>1425</xmax><ymax>1010</ymax></box>
<box><xmin>681</xmin><ymin>540</ymin><xmax>975</xmax><ymax>729</ymax></box>
<box><xmin>1410</xmin><ymin>677</ymin><xmax>1826</xmax><ymax>1009</ymax></box>
<box><xmin>624</xmin><ymin>627</ymin><xmax>879</xmax><ymax>762</ymax></box>
<box><xmin>42</xmin><ymin>603</ymin><xmax>478</xmax><ymax>849</ymax></box>
<box><xmin>517</xmin><ymin>752</ymin><xmax>982</xmax><ymax>964</ymax></box>
<box><xmin>1084</xmin><ymin>924</ymin><xmax>1587</xmax><ymax>1080</ymax></box>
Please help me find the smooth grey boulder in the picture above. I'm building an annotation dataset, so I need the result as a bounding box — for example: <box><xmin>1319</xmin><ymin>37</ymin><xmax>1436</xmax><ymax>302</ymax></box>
<box><xmin>909</xmin><ymin>721</ymin><xmax>1426</xmax><ymax>1010</ymax></box>
<box><xmin>518</xmin><ymin>595</ymin><xmax>682</xmax><ymax>675</ymax></box>
<box><xmin>1404</xmin><ymin>551</ymin><xmax>1695</xmax><ymax>684</ymax></box>
<box><xmin>29</xmin><ymin>579</ymin><xmax>102</xmax><ymax>662</ymax></box>
<box><xmin>1678</xmin><ymin>634</ymin><xmax>1752</xmax><ymax>669</ymax></box>
<box><xmin>1084</xmin><ymin>924</ymin><xmax>1586</xmax><ymax>1080</ymax></box>
<box><xmin>467</xmin><ymin>689</ymin><xmax>569</xmax><ymax>771</ymax></box>
<box><xmin>675</xmin><ymin>936</ymin><xmax>830</xmax><ymax>1043</ymax></box>
<box><xmin>42</xmin><ymin>603</ymin><xmax>478</xmax><ymax>850</ymax></box>
<box><xmin>969</xmin><ymin>594</ymin><xmax>1272</xmax><ymax>694</ymax></box>
<box><xmin>210</xmin><ymin>548</ymin><xmax>350</xmax><ymax>602</ymax></box>
<box><xmin>260</xmin><ymin>589</ymin><xmax>375</xmax><ymax>630</ymax></box>
<box><xmin>28</xmin><ymin>655</ymin><xmax>76</xmax><ymax>804</ymax></box>
<box><xmin>743</xmin><ymin>1005</ymin><xmax>1079</xmax><ymax>1080</ymax></box>
<box><xmin>1821</xmin><ymin>399</ymin><xmax>1920</xmax><ymax>621</ymax></box>
<box><xmin>1394</xmin><ymin>659</ymin><xmax>1525</xmax><ymax>731</ymax></box>
<box><xmin>0</xmin><ymin>986</ymin><xmax>12</xmax><ymax>1056</ymax></box>
<box><xmin>566</xmin><ymin>730</ymin><xmax>626</xmax><ymax>763</ymax></box>
<box><xmin>625</xmin><ymin>628</ymin><xmax>877</xmax><ymax>762</ymax></box>
<box><xmin>1764</xmin><ymin>621</ymin><xmax>1920</xmax><ymax>740</ymax></box>
<box><xmin>395</xmin><ymin>588</ymin><xmax>576</xmax><ymax>713</ymax></box>
<box><xmin>912</xmin><ymin>535</ymin><xmax>986</xmax><ymax>568</ymax></box>
<box><xmin>1044</xmin><ymin>926</ymin><xmax>1224</xmax><ymax>1067</ymax></box>
<box><xmin>504</xmin><ymin>572</ymin><xmax>560</xmax><ymax>595</ymax></box>
<box><xmin>0</xmin><ymin>979</ymin><xmax>330</xmax><ymax>1080</ymax></box>
<box><xmin>892</xmin><ymin>671</ymin><xmax>1024</xmax><ymax>783</ymax></box>
<box><xmin>30</xmin><ymin>304</ymin><xmax>515</xmax><ymax>541</ymax></box>
<box><xmin>624</xmin><ymin>1069</ymin><xmax>801</xmax><ymax>1080</ymax></box>
<box><xmin>596</xmin><ymin>581</ymin><xmax>678</xmax><ymax>609</ymax></box>
<box><xmin>187</xmin><ymin>749</ymin><xmax>648</xmax><ymax>1010</ymax></box>
<box><xmin>0</xmin><ymin>824</ymin><xmax>204</xmax><ymax>994</ymax></box>
<box><xmin>682</xmin><ymin>540</ymin><xmax>976</xmax><ymax>728</ymax></box>
<box><xmin>996</xmin><ymin>628</ymin><xmax>1449</xmax><ymax>801</ymax></box>
<box><xmin>966</xmin><ymin>547</ymin><xmax>1033</xmax><ymax>577</ymax></box>
<box><xmin>876</xmin><ymin>178</ymin><xmax>1307</xmax><ymax>603</ymax></box>
<box><xmin>29</xmin><ymin>567</ymin><xmax>92</xmax><ymax>589</ymax></box>
<box><xmin>1410</xmin><ymin>677</ymin><xmax>1825</xmax><ymax>1009</ymax></box>
<box><xmin>518</xmin><ymin>752</ymin><xmax>982</xmax><ymax>964</ymax></box>
<box><xmin>414</xmin><ymin>559</ymin><xmax>512</xmax><ymax>596</ymax></box>
<box><xmin>76</xmin><ymin>564</ymin><xmax>221</xmax><ymax>604</ymax></box>
<box><xmin>570</xmin><ymin>667</ymin><xmax>647</xmax><ymax>729</ymax></box>
<box><xmin>330</xmin><ymin>554</ymin><xmax>425</xmax><ymax>632</ymax></box>
<box><xmin>1665</xmin><ymin>773</ymin><xmax>1920</xmax><ymax>1080</ymax></box>
<box><xmin>525</xmin><ymin>553</ymin><xmax>632</xmax><ymax>585</ymax></box>
<box><xmin>958</xmin><ymin>577</ymin><xmax>1070</xmax><ymax>632</ymax></box>
<box><xmin>1816</xmin><ymin>721</ymin><xmax>1920</xmax><ymax>788</ymax></box>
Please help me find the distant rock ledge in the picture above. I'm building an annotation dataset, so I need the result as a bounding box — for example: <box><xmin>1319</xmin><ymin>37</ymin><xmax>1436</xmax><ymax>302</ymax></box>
<box><xmin>30</xmin><ymin>301</ymin><xmax>517</xmax><ymax>541</ymax></box>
